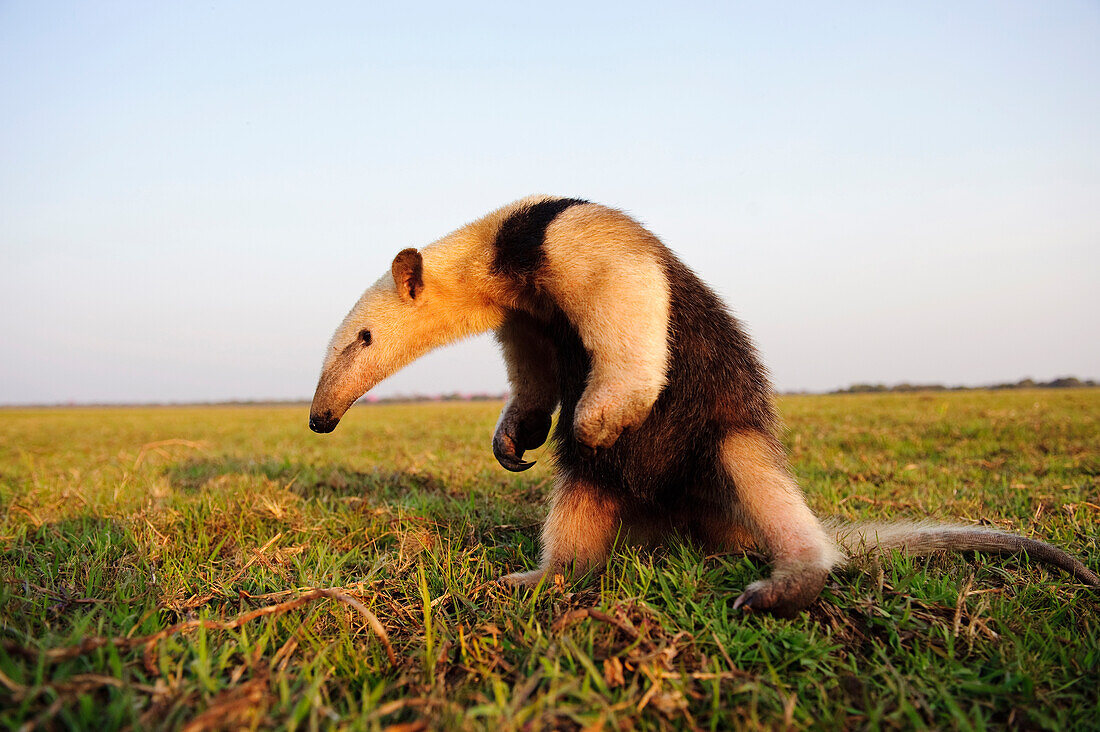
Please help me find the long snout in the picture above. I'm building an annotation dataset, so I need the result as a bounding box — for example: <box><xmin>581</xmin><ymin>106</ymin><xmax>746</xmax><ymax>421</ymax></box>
<box><xmin>309</xmin><ymin>341</ymin><xmax>379</xmax><ymax>434</ymax></box>
<box><xmin>310</xmin><ymin>369</ymin><xmax>369</xmax><ymax>433</ymax></box>
<box><xmin>309</xmin><ymin>385</ymin><xmax>353</xmax><ymax>433</ymax></box>
<box><xmin>308</xmin><ymin>409</ymin><xmax>340</xmax><ymax>433</ymax></box>
<box><xmin>309</xmin><ymin>376</ymin><xmax>353</xmax><ymax>434</ymax></box>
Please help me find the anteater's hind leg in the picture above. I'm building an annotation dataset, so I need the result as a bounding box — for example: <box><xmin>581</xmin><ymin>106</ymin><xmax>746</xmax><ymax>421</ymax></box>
<box><xmin>719</xmin><ymin>430</ymin><xmax>842</xmax><ymax>616</ymax></box>
<box><xmin>501</xmin><ymin>477</ymin><xmax>622</xmax><ymax>587</ymax></box>
<box><xmin>688</xmin><ymin>506</ymin><xmax>757</xmax><ymax>554</ymax></box>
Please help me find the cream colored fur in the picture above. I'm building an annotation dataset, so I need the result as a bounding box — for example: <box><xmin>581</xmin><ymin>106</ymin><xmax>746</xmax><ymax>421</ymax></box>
<box><xmin>311</xmin><ymin>212</ymin><xmax>514</xmax><ymax>423</ymax></box>
<box><xmin>720</xmin><ymin>431</ymin><xmax>843</xmax><ymax>605</ymax></box>
<box><xmin>540</xmin><ymin>205</ymin><xmax>670</xmax><ymax>449</ymax></box>
<box><xmin>827</xmin><ymin>519</ymin><xmax>973</xmax><ymax>556</ymax></box>
<box><xmin>828</xmin><ymin>518</ymin><xmax>1055</xmax><ymax>558</ymax></box>
<box><xmin>501</xmin><ymin>478</ymin><xmax>621</xmax><ymax>588</ymax></box>
<box><xmin>313</xmin><ymin>195</ymin><xmax>672</xmax><ymax>448</ymax></box>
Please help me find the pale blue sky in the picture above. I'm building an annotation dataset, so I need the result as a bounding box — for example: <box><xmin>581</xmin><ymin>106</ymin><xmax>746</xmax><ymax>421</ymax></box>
<box><xmin>2</xmin><ymin>1</ymin><xmax>1098</xmax><ymax>404</ymax></box>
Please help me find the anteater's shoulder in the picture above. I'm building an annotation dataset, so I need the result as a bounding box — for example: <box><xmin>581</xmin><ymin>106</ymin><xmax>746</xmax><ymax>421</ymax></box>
<box><xmin>488</xmin><ymin>196</ymin><xmax>592</xmax><ymax>283</ymax></box>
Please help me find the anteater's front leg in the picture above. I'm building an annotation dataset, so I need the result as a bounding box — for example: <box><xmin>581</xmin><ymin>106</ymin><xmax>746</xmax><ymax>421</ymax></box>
<box><xmin>544</xmin><ymin>253</ymin><xmax>670</xmax><ymax>452</ymax></box>
<box><xmin>493</xmin><ymin>313</ymin><xmax>559</xmax><ymax>472</ymax></box>
<box><xmin>720</xmin><ymin>430</ymin><xmax>842</xmax><ymax>617</ymax></box>
<box><xmin>501</xmin><ymin>478</ymin><xmax>622</xmax><ymax>587</ymax></box>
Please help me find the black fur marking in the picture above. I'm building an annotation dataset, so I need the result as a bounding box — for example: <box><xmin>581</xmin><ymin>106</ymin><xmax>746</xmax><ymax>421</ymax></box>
<box><xmin>491</xmin><ymin>198</ymin><xmax>589</xmax><ymax>286</ymax></box>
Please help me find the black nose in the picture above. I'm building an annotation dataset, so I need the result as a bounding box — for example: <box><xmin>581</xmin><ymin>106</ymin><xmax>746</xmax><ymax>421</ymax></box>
<box><xmin>309</xmin><ymin>411</ymin><xmax>338</xmax><ymax>433</ymax></box>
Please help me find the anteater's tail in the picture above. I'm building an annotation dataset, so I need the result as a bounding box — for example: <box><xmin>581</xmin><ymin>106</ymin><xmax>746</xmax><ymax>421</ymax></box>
<box><xmin>823</xmin><ymin>519</ymin><xmax>1100</xmax><ymax>587</ymax></box>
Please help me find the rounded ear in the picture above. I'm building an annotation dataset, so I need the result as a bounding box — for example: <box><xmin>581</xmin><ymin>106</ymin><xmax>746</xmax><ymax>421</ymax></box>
<box><xmin>391</xmin><ymin>248</ymin><xmax>424</xmax><ymax>301</ymax></box>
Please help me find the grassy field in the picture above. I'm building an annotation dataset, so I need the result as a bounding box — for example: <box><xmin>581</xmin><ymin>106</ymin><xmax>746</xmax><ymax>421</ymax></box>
<box><xmin>1</xmin><ymin>389</ymin><xmax>1098</xmax><ymax>730</ymax></box>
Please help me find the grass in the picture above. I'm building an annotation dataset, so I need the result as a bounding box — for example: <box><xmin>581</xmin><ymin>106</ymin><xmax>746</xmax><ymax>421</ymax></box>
<box><xmin>1</xmin><ymin>389</ymin><xmax>1097</xmax><ymax>730</ymax></box>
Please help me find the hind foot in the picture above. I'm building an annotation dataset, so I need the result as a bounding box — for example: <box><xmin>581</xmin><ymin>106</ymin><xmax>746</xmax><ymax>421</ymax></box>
<box><xmin>733</xmin><ymin>565</ymin><xmax>829</xmax><ymax>618</ymax></box>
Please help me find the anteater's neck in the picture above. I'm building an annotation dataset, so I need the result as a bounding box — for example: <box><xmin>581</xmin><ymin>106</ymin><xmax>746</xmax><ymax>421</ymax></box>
<box><xmin>416</xmin><ymin>221</ymin><xmax>514</xmax><ymax>343</ymax></box>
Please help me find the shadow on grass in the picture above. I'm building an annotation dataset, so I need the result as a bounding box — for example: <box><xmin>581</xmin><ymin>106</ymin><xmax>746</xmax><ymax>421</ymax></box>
<box><xmin>164</xmin><ymin>456</ymin><xmax>449</xmax><ymax>500</ymax></box>
<box><xmin>160</xmin><ymin>457</ymin><xmax>538</xmax><ymax>548</ymax></box>
<box><xmin>1</xmin><ymin>517</ymin><xmax>152</xmax><ymax>630</ymax></box>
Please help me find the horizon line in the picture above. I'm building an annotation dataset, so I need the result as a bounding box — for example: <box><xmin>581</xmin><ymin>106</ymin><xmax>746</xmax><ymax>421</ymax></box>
<box><xmin>2</xmin><ymin>376</ymin><xmax>1096</xmax><ymax>409</ymax></box>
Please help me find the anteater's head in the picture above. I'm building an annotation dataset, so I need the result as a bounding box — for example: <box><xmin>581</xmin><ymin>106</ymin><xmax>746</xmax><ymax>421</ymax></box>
<box><xmin>309</xmin><ymin>248</ymin><xmax>432</xmax><ymax>433</ymax></box>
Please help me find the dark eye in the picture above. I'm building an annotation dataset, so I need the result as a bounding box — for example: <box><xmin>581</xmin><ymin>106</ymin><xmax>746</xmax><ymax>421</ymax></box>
<box><xmin>358</xmin><ymin>329</ymin><xmax>372</xmax><ymax>346</ymax></box>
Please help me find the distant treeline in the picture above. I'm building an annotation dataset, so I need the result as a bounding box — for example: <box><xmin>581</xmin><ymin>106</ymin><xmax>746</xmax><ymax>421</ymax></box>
<box><xmin>830</xmin><ymin>376</ymin><xmax>1097</xmax><ymax>394</ymax></box>
<box><xmin>367</xmin><ymin>378</ymin><xmax>1100</xmax><ymax>402</ymax></box>
<box><xmin>8</xmin><ymin>380</ymin><xmax>1097</xmax><ymax>409</ymax></box>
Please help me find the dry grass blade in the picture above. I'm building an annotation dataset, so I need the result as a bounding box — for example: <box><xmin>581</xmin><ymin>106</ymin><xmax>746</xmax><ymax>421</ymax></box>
<box><xmin>0</xmin><ymin>667</ymin><xmax>26</xmax><ymax>694</ymax></box>
<box><xmin>180</xmin><ymin>673</ymin><xmax>270</xmax><ymax>732</ymax></box>
<box><xmin>552</xmin><ymin>605</ymin><xmax>656</xmax><ymax>652</ymax></box>
<box><xmin>1</xmin><ymin>667</ymin><xmax>160</xmax><ymax>703</ymax></box>
<box><xmin>310</xmin><ymin>588</ymin><xmax>398</xmax><ymax>666</ymax></box>
<box><xmin>14</xmin><ymin>587</ymin><xmax>397</xmax><ymax>671</ymax></box>
<box><xmin>589</xmin><ymin>608</ymin><xmax>651</xmax><ymax>650</ymax></box>
<box><xmin>657</xmin><ymin>670</ymin><xmax>753</xmax><ymax>680</ymax></box>
<box><xmin>952</xmin><ymin>574</ymin><xmax>975</xmax><ymax>637</ymax></box>
<box><xmin>133</xmin><ymin>438</ymin><xmax>206</xmax><ymax>467</ymax></box>
<box><xmin>5</xmin><ymin>579</ymin><xmax>114</xmax><ymax>605</ymax></box>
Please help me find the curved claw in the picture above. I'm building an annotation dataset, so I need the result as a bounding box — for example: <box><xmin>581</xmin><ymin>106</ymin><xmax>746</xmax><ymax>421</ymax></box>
<box><xmin>498</xmin><ymin>454</ymin><xmax>536</xmax><ymax>472</ymax></box>
<box><xmin>493</xmin><ymin>433</ymin><xmax>536</xmax><ymax>472</ymax></box>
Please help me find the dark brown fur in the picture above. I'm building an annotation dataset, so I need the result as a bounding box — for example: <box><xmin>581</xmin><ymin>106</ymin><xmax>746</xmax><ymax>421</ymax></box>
<box><xmin>488</xmin><ymin>198</ymin><xmax>1097</xmax><ymax>612</ymax></box>
<box><xmin>494</xmin><ymin>233</ymin><xmax>776</xmax><ymax>526</ymax></box>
